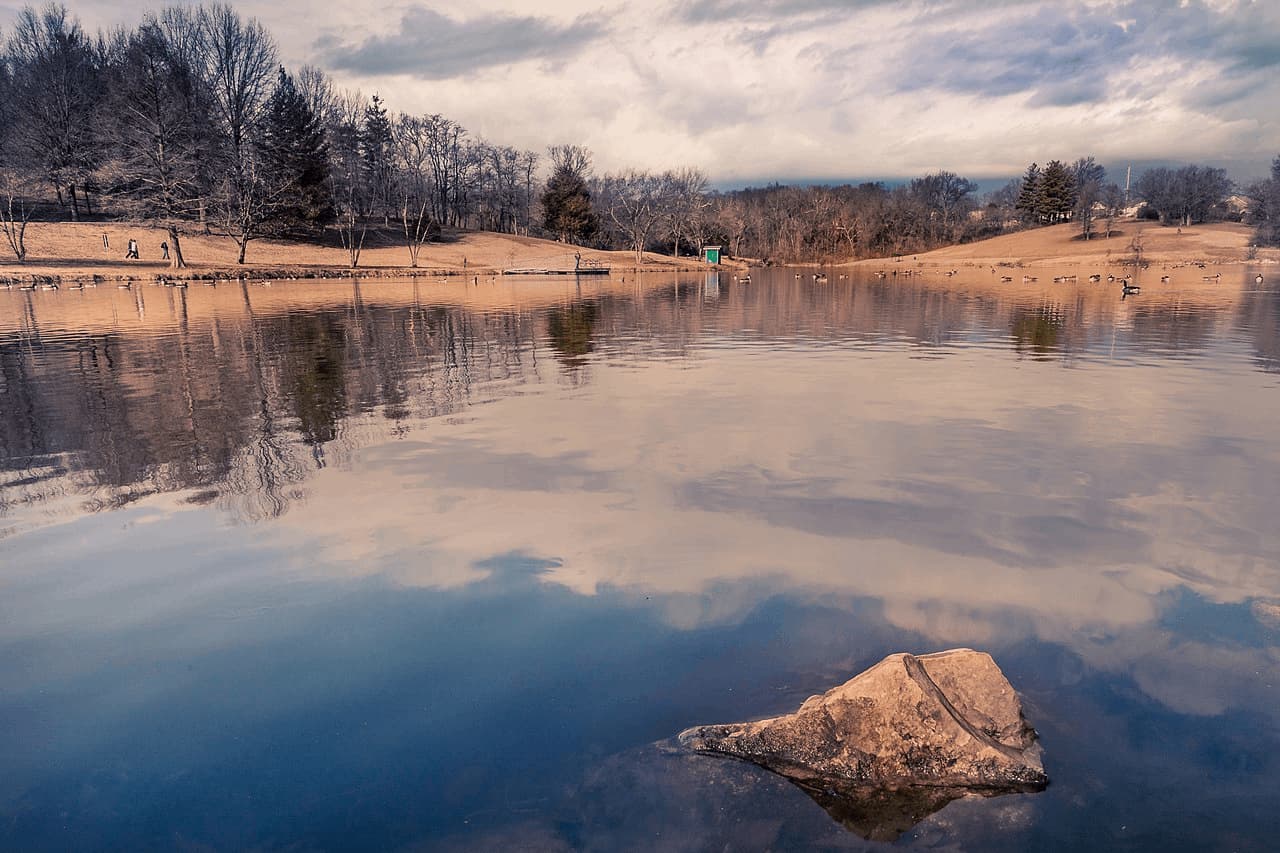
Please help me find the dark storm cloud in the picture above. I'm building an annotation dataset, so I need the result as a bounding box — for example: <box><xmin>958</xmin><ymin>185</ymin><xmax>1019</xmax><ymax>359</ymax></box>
<box><xmin>317</xmin><ymin>6</ymin><xmax>607</xmax><ymax>79</ymax></box>
<box><xmin>880</xmin><ymin>0</ymin><xmax>1280</xmax><ymax>111</ymax></box>
<box><xmin>891</xmin><ymin>4</ymin><xmax>1133</xmax><ymax>102</ymax></box>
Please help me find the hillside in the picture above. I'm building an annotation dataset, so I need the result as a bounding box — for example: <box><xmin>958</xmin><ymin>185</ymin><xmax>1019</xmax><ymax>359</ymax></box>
<box><xmin>853</xmin><ymin>220</ymin><xmax>1277</xmax><ymax>268</ymax></box>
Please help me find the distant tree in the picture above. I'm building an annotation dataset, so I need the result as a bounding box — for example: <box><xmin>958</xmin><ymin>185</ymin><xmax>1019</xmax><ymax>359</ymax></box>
<box><xmin>258</xmin><ymin>66</ymin><xmax>333</xmax><ymax>232</ymax></box>
<box><xmin>908</xmin><ymin>170</ymin><xmax>977</xmax><ymax>243</ymax></box>
<box><xmin>600</xmin><ymin>169</ymin><xmax>665</xmax><ymax>263</ymax></box>
<box><xmin>1247</xmin><ymin>155</ymin><xmax>1280</xmax><ymax>247</ymax></box>
<box><xmin>1099</xmin><ymin>183</ymin><xmax>1125</xmax><ymax>238</ymax></box>
<box><xmin>662</xmin><ymin>166</ymin><xmax>709</xmax><ymax>258</ymax></box>
<box><xmin>1071</xmin><ymin>158</ymin><xmax>1106</xmax><ymax>240</ymax></box>
<box><xmin>542</xmin><ymin>144</ymin><xmax>597</xmax><ymax>244</ymax></box>
<box><xmin>326</xmin><ymin>94</ymin><xmax>370</xmax><ymax>268</ymax></box>
<box><xmin>99</xmin><ymin>19</ymin><xmax>205</xmax><ymax>268</ymax></box>
<box><xmin>1136</xmin><ymin>165</ymin><xmax>1231</xmax><ymax>226</ymax></box>
<box><xmin>392</xmin><ymin>113</ymin><xmax>439</xmax><ymax>267</ymax></box>
<box><xmin>1071</xmin><ymin>156</ymin><xmax>1106</xmax><ymax>191</ymax></box>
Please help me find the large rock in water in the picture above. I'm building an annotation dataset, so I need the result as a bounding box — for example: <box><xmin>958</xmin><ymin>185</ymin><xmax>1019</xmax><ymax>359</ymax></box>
<box><xmin>679</xmin><ymin>649</ymin><xmax>1047</xmax><ymax>796</ymax></box>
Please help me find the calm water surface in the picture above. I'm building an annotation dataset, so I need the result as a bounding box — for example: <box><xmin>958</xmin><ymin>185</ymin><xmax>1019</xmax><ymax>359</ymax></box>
<box><xmin>2</xmin><ymin>268</ymin><xmax>1279</xmax><ymax>851</ymax></box>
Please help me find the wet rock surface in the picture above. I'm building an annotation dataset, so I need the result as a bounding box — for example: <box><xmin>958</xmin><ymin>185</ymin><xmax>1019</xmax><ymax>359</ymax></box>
<box><xmin>678</xmin><ymin>648</ymin><xmax>1047</xmax><ymax>832</ymax></box>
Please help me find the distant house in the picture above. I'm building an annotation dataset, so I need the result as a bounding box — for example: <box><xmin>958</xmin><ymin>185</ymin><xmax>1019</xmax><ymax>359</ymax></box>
<box><xmin>701</xmin><ymin>245</ymin><xmax>722</xmax><ymax>265</ymax></box>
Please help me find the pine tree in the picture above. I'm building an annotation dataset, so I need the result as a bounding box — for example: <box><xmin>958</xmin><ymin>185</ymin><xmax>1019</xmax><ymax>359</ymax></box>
<box><xmin>360</xmin><ymin>94</ymin><xmax>394</xmax><ymax>223</ymax></box>
<box><xmin>1015</xmin><ymin>163</ymin><xmax>1042</xmax><ymax>224</ymax></box>
<box><xmin>259</xmin><ymin>67</ymin><xmax>333</xmax><ymax>231</ymax></box>
<box><xmin>1040</xmin><ymin>160</ymin><xmax>1076</xmax><ymax>223</ymax></box>
<box><xmin>542</xmin><ymin>164</ymin><xmax>597</xmax><ymax>243</ymax></box>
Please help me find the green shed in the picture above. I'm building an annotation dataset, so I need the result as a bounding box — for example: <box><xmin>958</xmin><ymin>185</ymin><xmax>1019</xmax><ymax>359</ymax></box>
<box><xmin>701</xmin><ymin>245</ymin><xmax>722</xmax><ymax>264</ymax></box>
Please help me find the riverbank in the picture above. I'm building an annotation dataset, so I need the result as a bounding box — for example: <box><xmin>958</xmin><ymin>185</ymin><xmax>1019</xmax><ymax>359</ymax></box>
<box><xmin>0</xmin><ymin>222</ymin><xmax>736</xmax><ymax>285</ymax></box>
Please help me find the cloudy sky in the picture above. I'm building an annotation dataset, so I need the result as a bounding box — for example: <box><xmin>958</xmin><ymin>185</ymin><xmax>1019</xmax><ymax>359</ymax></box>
<box><xmin>44</xmin><ymin>0</ymin><xmax>1280</xmax><ymax>184</ymax></box>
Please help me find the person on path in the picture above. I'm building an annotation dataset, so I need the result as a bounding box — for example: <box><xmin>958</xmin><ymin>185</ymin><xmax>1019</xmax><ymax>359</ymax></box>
<box><xmin>126</xmin><ymin>239</ymin><xmax>139</xmax><ymax>260</ymax></box>
<box><xmin>160</xmin><ymin>241</ymin><xmax>169</xmax><ymax>260</ymax></box>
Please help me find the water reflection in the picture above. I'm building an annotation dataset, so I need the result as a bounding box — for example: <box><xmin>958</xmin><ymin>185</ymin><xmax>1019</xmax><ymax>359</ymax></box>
<box><xmin>1</xmin><ymin>269</ymin><xmax>1279</xmax><ymax>850</ymax></box>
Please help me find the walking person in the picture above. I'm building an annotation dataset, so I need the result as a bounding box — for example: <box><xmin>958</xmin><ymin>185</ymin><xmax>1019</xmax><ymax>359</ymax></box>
<box><xmin>160</xmin><ymin>241</ymin><xmax>169</xmax><ymax>261</ymax></box>
<box><xmin>125</xmin><ymin>238</ymin><xmax>139</xmax><ymax>260</ymax></box>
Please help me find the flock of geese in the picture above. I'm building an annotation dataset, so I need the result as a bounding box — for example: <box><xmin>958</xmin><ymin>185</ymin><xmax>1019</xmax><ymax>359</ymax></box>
<box><xmin>2</xmin><ymin>269</ymin><xmax>1268</xmax><ymax>296</ymax></box>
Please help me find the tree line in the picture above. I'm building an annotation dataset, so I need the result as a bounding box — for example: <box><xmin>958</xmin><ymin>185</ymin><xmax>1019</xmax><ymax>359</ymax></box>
<box><xmin>0</xmin><ymin>3</ymin><xmax>543</xmax><ymax>267</ymax></box>
<box><xmin>0</xmin><ymin>3</ymin><xmax>1275</xmax><ymax>270</ymax></box>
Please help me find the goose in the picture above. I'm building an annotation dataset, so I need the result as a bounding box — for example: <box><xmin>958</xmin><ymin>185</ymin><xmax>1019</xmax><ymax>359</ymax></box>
<box><xmin>38</xmin><ymin>283</ymin><xmax>58</xmax><ymax>291</ymax></box>
<box><xmin>1202</xmin><ymin>273</ymin><xmax>1220</xmax><ymax>282</ymax></box>
<box><xmin>1107</xmin><ymin>274</ymin><xmax>1116</xmax><ymax>282</ymax></box>
<box><xmin>1088</xmin><ymin>274</ymin><xmax>1102</xmax><ymax>282</ymax></box>
<box><xmin>1121</xmin><ymin>279</ymin><xmax>1140</xmax><ymax>294</ymax></box>
<box><xmin>1160</xmin><ymin>275</ymin><xmax>1170</xmax><ymax>283</ymax></box>
<box><xmin>117</xmin><ymin>283</ymin><xmax>131</xmax><ymax>289</ymax></box>
<box><xmin>18</xmin><ymin>284</ymin><xmax>35</xmax><ymax>291</ymax></box>
<box><xmin>1000</xmin><ymin>275</ymin><xmax>1013</xmax><ymax>282</ymax></box>
<box><xmin>1256</xmin><ymin>274</ymin><xmax>1264</xmax><ymax>284</ymax></box>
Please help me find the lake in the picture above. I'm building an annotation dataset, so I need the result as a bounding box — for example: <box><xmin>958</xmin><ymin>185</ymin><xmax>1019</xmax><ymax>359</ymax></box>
<box><xmin>2</xmin><ymin>267</ymin><xmax>1279</xmax><ymax>851</ymax></box>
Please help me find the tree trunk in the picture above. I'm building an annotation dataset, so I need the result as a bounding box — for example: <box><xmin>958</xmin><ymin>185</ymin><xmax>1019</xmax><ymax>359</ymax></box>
<box><xmin>237</xmin><ymin>239</ymin><xmax>247</xmax><ymax>265</ymax></box>
<box><xmin>168</xmin><ymin>225</ymin><xmax>187</xmax><ymax>269</ymax></box>
<box><xmin>69</xmin><ymin>185</ymin><xmax>80</xmax><ymax>221</ymax></box>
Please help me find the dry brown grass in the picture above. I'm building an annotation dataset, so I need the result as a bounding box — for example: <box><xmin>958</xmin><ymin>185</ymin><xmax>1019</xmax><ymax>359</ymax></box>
<box><xmin>0</xmin><ymin>222</ymin><xmax>726</xmax><ymax>280</ymax></box>
<box><xmin>852</xmin><ymin>220</ymin><xmax>1278</xmax><ymax>269</ymax></box>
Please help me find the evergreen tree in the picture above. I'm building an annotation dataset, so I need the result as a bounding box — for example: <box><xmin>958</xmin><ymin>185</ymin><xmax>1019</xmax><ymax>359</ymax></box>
<box><xmin>259</xmin><ymin>66</ymin><xmax>333</xmax><ymax>231</ymax></box>
<box><xmin>360</xmin><ymin>94</ymin><xmax>394</xmax><ymax>223</ymax></box>
<box><xmin>1015</xmin><ymin>163</ymin><xmax>1041</xmax><ymax>224</ymax></box>
<box><xmin>1040</xmin><ymin>160</ymin><xmax>1076</xmax><ymax>223</ymax></box>
<box><xmin>542</xmin><ymin>149</ymin><xmax>597</xmax><ymax>243</ymax></box>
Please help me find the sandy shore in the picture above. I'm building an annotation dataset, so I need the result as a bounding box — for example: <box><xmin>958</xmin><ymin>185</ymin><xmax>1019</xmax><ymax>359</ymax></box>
<box><xmin>0</xmin><ymin>222</ymin><xmax>737</xmax><ymax>284</ymax></box>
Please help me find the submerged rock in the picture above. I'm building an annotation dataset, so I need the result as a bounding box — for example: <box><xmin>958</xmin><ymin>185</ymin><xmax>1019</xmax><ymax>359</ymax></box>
<box><xmin>679</xmin><ymin>649</ymin><xmax>1047</xmax><ymax>800</ymax></box>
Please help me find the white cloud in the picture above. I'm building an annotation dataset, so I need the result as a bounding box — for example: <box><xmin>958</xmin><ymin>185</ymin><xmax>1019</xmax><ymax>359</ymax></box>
<box><xmin>39</xmin><ymin>1</ymin><xmax>1280</xmax><ymax>182</ymax></box>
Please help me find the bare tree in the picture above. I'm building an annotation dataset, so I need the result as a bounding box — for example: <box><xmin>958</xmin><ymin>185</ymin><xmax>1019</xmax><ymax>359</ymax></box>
<box><xmin>663</xmin><ymin>166</ymin><xmax>709</xmax><ymax>258</ymax></box>
<box><xmin>197</xmin><ymin>3</ymin><xmax>278</xmax><ymax>263</ymax></box>
<box><xmin>99</xmin><ymin>18</ymin><xmax>205</xmax><ymax>268</ymax></box>
<box><xmin>5</xmin><ymin>4</ymin><xmax>102</xmax><ymax>219</ymax></box>
<box><xmin>392</xmin><ymin>113</ymin><xmax>438</xmax><ymax>266</ymax></box>
<box><xmin>601</xmin><ymin>169</ymin><xmax>666</xmax><ymax>264</ymax></box>
<box><xmin>0</xmin><ymin>169</ymin><xmax>35</xmax><ymax>262</ymax></box>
